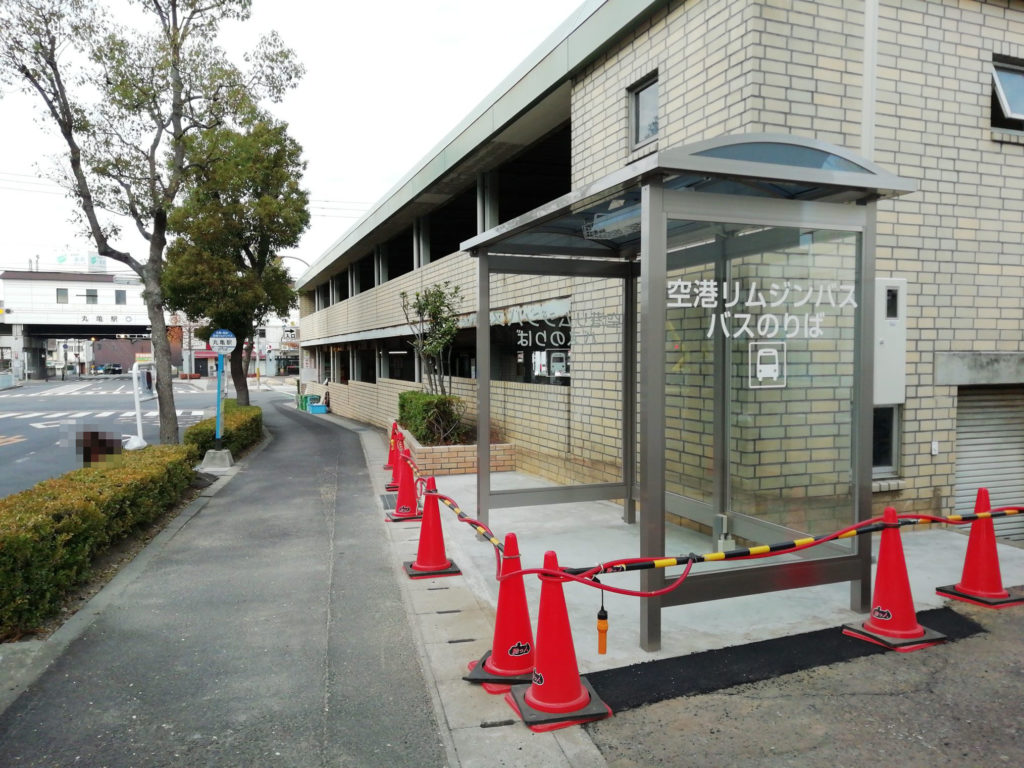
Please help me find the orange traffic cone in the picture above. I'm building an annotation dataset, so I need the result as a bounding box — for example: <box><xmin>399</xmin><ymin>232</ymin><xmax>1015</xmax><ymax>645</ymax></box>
<box><xmin>465</xmin><ymin>533</ymin><xmax>535</xmax><ymax>694</ymax></box>
<box><xmin>505</xmin><ymin>550</ymin><xmax>611</xmax><ymax>731</ymax></box>
<box><xmin>843</xmin><ymin>507</ymin><xmax>945</xmax><ymax>652</ymax></box>
<box><xmin>403</xmin><ymin>478</ymin><xmax>460</xmax><ymax>578</ymax></box>
<box><xmin>937</xmin><ymin>488</ymin><xmax>1024</xmax><ymax>608</ymax></box>
<box><xmin>386</xmin><ymin>448</ymin><xmax>422</xmax><ymax>522</ymax></box>
<box><xmin>386</xmin><ymin>431</ymin><xmax>405</xmax><ymax>491</ymax></box>
<box><xmin>383</xmin><ymin>422</ymin><xmax>399</xmax><ymax>471</ymax></box>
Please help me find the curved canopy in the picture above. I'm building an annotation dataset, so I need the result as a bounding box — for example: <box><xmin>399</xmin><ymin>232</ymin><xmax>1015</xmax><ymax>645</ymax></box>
<box><xmin>463</xmin><ymin>133</ymin><xmax>915</xmax><ymax>259</ymax></box>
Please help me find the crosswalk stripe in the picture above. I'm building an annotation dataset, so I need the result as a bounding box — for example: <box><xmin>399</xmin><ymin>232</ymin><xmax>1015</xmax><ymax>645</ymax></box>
<box><xmin>0</xmin><ymin>435</ymin><xmax>27</xmax><ymax>446</ymax></box>
<box><xmin>0</xmin><ymin>409</ymin><xmax>208</xmax><ymax>421</ymax></box>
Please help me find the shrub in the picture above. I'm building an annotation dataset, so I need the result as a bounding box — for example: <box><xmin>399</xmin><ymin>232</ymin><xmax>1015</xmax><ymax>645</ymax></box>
<box><xmin>398</xmin><ymin>390</ymin><xmax>469</xmax><ymax>446</ymax></box>
<box><xmin>0</xmin><ymin>444</ymin><xmax>198</xmax><ymax>639</ymax></box>
<box><xmin>183</xmin><ymin>400</ymin><xmax>263</xmax><ymax>456</ymax></box>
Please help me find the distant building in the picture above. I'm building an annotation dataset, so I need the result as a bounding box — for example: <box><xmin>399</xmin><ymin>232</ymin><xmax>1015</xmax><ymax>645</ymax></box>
<box><xmin>0</xmin><ymin>269</ymin><xmax>150</xmax><ymax>378</ymax></box>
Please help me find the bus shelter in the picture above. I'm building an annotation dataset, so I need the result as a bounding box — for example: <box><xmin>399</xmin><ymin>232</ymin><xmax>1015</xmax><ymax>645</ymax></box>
<box><xmin>463</xmin><ymin>134</ymin><xmax>915</xmax><ymax>650</ymax></box>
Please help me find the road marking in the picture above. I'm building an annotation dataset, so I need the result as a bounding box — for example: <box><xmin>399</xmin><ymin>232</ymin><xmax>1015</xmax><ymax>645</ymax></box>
<box><xmin>0</xmin><ymin>435</ymin><xmax>27</xmax><ymax>447</ymax></box>
<box><xmin>41</xmin><ymin>383</ymin><xmax>93</xmax><ymax>396</ymax></box>
<box><xmin>93</xmin><ymin>411</ymin><xmax>115</xmax><ymax>417</ymax></box>
<box><xmin>0</xmin><ymin>413</ymin><xmax>17</xmax><ymax>419</ymax></box>
<box><xmin>14</xmin><ymin>412</ymin><xmax>46</xmax><ymax>419</ymax></box>
<box><xmin>67</xmin><ymin>411</ymin><xmax>93</xmax><ymax>418</ymax></box>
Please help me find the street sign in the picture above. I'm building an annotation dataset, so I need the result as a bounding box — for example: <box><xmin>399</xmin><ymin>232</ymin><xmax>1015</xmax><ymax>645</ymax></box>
<box><xmin>209</xmin><ymin>329</ymin><xmax>237</xmax><ymax>354</ymax></box>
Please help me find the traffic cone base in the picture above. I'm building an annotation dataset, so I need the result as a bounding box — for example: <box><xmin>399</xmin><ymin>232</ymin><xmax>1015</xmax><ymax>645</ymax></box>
<box><xmin>402</xmin><ymin>559</ymin><xmax>460</xmax><ymax>579</ymax></box>
<box><xmin>936</xmin><ymin>584</ymin><xmax>1024</xmax><ymax>609</ymax></box>
<box><xmin>842</xmin><ymin>623</ymin><xmax>945</xmax><ymax>653</ymax></box>
<box><xmin>505</xmin><ymin>677</ymin><xmax>611</xmax><ymax>732</ymax></box>
<box><xmin>465</xmin><ymin>651</ymin><xmax>534</xmax><ymax>694</ymax></box>
<box><xmin>386</xmin><ymin>509</ymin><xmax>422</xmax><ymax>522</ymax></box>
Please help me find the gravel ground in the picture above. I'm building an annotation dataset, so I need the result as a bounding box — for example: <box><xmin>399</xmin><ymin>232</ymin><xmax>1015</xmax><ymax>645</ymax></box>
<box><xmin>586</xmin><ymin>600</ymin><xmax>1023</xmax><ymax>768</ymax></box>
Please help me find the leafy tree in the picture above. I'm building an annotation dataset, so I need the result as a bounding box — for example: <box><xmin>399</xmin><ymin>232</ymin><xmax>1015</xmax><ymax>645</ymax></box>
<box><xmin>0</xmin><ymin>0</ymin><xmax>301</xmax><ymax>442</ymax></box>
<box><xmin>401</xmin><ymin>282</ymin><xmax>462</xmax><ymax>396</ymax></box>
<box><xmin>163</xmin><ymin>118</ymin><xmax>309</xmax><ymax>406</ymax></box>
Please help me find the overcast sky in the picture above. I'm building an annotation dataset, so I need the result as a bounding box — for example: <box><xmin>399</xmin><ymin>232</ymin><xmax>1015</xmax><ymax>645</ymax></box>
<box><xmin>0</xmin><ymin>0</ymin><xmax>585</xmax><ymax>278</ymax></box>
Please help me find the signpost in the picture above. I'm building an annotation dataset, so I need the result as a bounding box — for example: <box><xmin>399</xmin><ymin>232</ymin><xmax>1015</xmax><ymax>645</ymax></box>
<box><xmin>209</xmin><ymin>329</ymin><xmax>237</xmax><ymax>450</ymax></box>
<box><xmin>124</xmin><ymin>360</ymin><xmax>158</xmax><ymax>450</ymax></box>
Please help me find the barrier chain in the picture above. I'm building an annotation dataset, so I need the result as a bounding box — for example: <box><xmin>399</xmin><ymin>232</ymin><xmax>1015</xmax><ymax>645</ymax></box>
<box><xmin>399</xmin><ymin>449</ymin><xmax>1022</xmax><ymax>599</ymax></box>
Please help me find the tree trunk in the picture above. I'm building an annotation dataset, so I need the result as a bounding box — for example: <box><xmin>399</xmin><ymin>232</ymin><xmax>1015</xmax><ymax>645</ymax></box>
<box><xmin>142</xmin><ymin>254</ymin><xmax>179</xmax><ymax>445</ymax></box>
<box><xmin>230</xmin><ymin>347</ymin><xmax>250</xmax><ymax>406</ymax></box>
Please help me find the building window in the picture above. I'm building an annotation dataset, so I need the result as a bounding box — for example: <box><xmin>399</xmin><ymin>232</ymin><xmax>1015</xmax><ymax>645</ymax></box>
<box><xmin>992</xmin><ymin>58</ymin><xmax>1024</xmax><ymax>131</ymax></box>
<box><xmin>115</xmin><ymin>289</ymin><xmax>127</xmax><ymax>305</ymax></box>
<box><xmin>85</xmin><ymin>289</ymin><xmax>98</xmax><ymax>305</ymax></box>
<box><xmin>630</xmin><ymin>75</ymin><xmax>659</xmax><ymax>148</ymax></box>
<box><xmin>873</xmin><ymin>406</ymin><xmax>899</xmax><ymax>477</ymax></box>
<box><xmin>355</xmin><ymin>347</ymin><xmax>377</xmax><ymax>383</ymax></box>
<box><xmin>56</xmin><ymin>288</ymin><xmax>68</xmax><ymax>304</ymax></box>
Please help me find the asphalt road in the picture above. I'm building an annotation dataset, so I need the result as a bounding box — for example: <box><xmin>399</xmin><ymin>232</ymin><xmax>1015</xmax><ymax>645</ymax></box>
<box><xmin>0</xmin><ymin>377</ymin><xmax>218</xmax><ymax>498</ymax></box>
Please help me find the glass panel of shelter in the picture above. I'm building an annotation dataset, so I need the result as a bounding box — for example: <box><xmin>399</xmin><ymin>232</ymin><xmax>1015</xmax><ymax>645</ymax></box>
<box><xmin>486</xmin><ymin>271</ymin><xmax>625</xmax><ymax>488</ymax></box>
<box><xmin>663</xmin><ymin>221</ymin><xmax>860</xmax><ymax>560</ymax></box>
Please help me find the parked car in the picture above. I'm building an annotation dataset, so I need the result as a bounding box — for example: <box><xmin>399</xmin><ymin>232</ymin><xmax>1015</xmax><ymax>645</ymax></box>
<box><xmin>105</xmin><ymin>363</ymin><xmax>123</xmax><ymax>375</ymax></box>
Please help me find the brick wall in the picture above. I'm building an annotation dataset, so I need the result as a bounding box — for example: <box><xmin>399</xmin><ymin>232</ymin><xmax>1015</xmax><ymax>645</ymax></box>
<box><xmin>402</xmin><ymin>429</ymin><xmax>515</xmax><ymax>477</ymax></box>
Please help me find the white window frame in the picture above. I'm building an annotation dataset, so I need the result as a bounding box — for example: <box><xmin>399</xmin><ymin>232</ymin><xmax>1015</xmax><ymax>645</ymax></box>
<box><xmin>992</xmin><ymin>62</ymin><xmax>1024</xmax><ymax>121</ymax></box>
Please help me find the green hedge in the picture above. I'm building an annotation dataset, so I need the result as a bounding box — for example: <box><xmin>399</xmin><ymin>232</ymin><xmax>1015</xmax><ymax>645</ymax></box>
<box><xmin>183</xmin><ymin>399</ymin><xmax>263</xmax><ymax>456</ymax></box>
<box><xmin>0</xmin><ymin>444</ymin><xmax>198</xmax><ymax>639</ymax></box>
<box><xmin>398</xmin><ymin>391</ymin><xmax>468</xmax><ymax>446</ymax></box>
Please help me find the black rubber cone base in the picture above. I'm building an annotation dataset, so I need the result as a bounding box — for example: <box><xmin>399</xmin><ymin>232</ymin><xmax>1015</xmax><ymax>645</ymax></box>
<box><xmin>464</xmin><ymin>651</ymin><xmax>534</xmax><ymax>686</ymax></box>
<box><xmin>936</xmin><ymin>584</ymin><xmax>1024</xmax><ymax>609</ymax></box>
<box><xmin>842</xmin><ymin>623</ymin><xmax>945</xmax><ymax>653</ymax></box>
<box><xmin>402</xmin><ymin>560</ymin><xmax>460</xmax><ymax>578</ymax></box>
<box><xmin>506</xmin><ymin>676</ymin><xmax>612</xmax><ymax>732</ymax></box>
<box><xmin>385</xmin><ymin>482</ymin><xmax>399</xmax><ymax>491</ymax></box>
<box><xmin>386</xmin><ymin>510</ymin><xmax>423</xmax><ymax>523</ymax></box>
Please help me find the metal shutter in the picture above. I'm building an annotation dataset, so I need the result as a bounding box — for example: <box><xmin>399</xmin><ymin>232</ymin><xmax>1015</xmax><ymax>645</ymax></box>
<box><xmin>954</xmin><ymin>386</ymin><xmax>1024</xmax><ymax>540</ymax></box>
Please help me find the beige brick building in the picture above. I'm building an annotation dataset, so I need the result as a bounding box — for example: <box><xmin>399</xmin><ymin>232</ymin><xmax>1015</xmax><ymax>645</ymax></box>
<box><xmin>298</xmin><ymin>0</ymin><xmax>1024</xmax><ymax>566</ymax></box>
